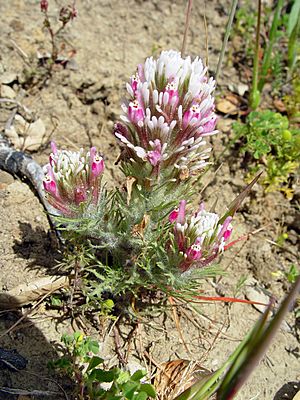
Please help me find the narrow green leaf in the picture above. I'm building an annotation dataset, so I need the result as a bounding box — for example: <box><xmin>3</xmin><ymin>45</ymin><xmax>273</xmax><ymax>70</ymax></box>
<box><xmin>217</xmin><ymin>276</ymin><xmax>300</xmax><ymax>400</ymax></box>
<box><xmin>219</xmin><ymin>171</ymin><xmax>263</xmax><ymax>224</ymax></box>
<box><xmin>258</xmin><ymin>0</ymin><xmax>285</xmax><ymax>92</ymax></box>
<box><xmin>288</xmin><ymin>0</ymin><xmax>300</xmax><ymax>35</ymax></box>
<box><xmin>173</xmin><ymin>344</ymin><xmax>244</xmax><ymax>400</ymax></box>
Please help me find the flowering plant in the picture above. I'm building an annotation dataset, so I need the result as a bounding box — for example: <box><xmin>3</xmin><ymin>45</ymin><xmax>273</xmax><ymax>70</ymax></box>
<box><xmin>43</xmin><ymin>50</ymin><xmax>256</xmax><ymax>308</ymax></box>
<box><xmin>114</xmin><ymin>50</ymin><xmax>217</xmax><ymax>187</ymax></box>
<box><xmin>39</xmin><ymin>0</ymin><xmax>77</xmax><ymax>71</ymax></box>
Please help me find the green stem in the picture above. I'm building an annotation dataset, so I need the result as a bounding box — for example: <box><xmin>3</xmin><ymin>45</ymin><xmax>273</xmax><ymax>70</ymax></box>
<box><xmin>215</xmin><ymin>0</ymin><xmax>238</xmax><ymax>82</ymax></box>
<box><xmin>218</xmin><ymin>276</ymin><xmax>300</xmax><ymax>399</ymax></box>
<box><xmin>258</xmin><ymin>0</ymin><xmax>284</xmax><ymax>91</ymax></box>
<box><xmin>288</xmin><ymin>9</ymin><xmax>300</xmax><ymax>73</ymax></box>
<box><xmin>250</xmin><ymin>0</ymin><xmax>261</xmax><ymax>110</ymax></box>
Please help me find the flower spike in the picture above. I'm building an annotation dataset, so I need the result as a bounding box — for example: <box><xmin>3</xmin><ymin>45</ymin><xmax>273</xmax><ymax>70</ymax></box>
<box><xmin>43</xmin><ymin>143</ymin><xmax>105</xmax><ymax>216</ymax></box>
<box><xmin>115</xmin><ymin>50</ymin><xmax>217</xmax><ymax>185</ymax></box>
<box><xmin>169</xmin><ymin>202</ymin><xmax>234</xmax><ymax>272</ymax></box>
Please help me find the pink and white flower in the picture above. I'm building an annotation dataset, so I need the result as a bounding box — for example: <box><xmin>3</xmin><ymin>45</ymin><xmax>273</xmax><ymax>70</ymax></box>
<box><xmin>115</xmin><ymin>50</ymin><xmax>217</xmax><ymax>183</ymax></box>
<box><xmin>128</xmin><ymin>99</ymin><xmax>145</xmax><ymax>124</ymax></box>
<box><xmin>168</xmin><ymin>202</ymin><xmax>234</xmax><ymax>272</ymax></box>
<box><xmin>43</xmin><ymin>142</ymin><xmax>105</xmax><ymax>216</ymax></box>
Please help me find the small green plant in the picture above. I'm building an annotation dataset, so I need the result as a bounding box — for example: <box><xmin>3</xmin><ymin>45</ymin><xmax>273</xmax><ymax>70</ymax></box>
<box><xmin>233</xmin><ymin>275</ymin><xmax>247</xmax><ymax>298</ymax></box>
<box><xmin>50</xmin><ymin>332</ymin><xmax>156</xmax><ymax>400</ymax></box>
<box><xmin>276</xmin><ymin>230</ymin><xmax>289</xmax><ymax>246</ymax></box>
<box><xmin>285</xmin><ymin>264</ymin><xmax>299</xmax><ymax>284</ymax></box>
<box><xmin>233</xmin><ymin>110</ymin><xmax>300</xmax><ymax>195</ymax></box>
<box><xmin>39</xmin><ymin>0</ymin><xmax>77</xmax><ymax>68</ymax></box>
<box><xmin>284</xmin><ymin>77</ymin><xmax>300</xmax><ymax>122</ymax></box>
<box><xmin>20</xmin><ymin>1</ymin><xmax>77</xmax><ymax>88</ymax></box>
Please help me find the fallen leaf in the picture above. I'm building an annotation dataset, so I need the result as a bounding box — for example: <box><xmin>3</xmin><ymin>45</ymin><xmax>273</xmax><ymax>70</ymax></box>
<box><xmin>227</xmin><ymin>82</ymin><xmax>249</xmax><ymax>97</ymax></box>
<box><xmin>225</xmin><ymin>93</ymin><xmax>241</xmax><ymax>105</ymax></box>
<box><xmin>0</xmin><ymin>276</ymin><xmax>69</xmax><ymax>308</ymax></box>
<box><xmin>273</xmin><ymin>98</ymin><xmax>286</xmax><ymax>113</ymax></box>
<box><xmin>23</xmin><ymin>117</ymin><xmax>47</xmax><ymax>150</ymax></box>
<box><xmin>132</xmin><ymin>214</ymin><xmax>150</xmax><ymax>238</ymax></box>
<box><xmin>154</xmin><ymin>359</ymin><xmax>214</xmax><ymax>400</ymax></box>
<box><xmin>126</xmin><ymin>176</ymin><xmax>136</xmax><ymax>205</ymax></box>
<box><xmin>216</xmin><ymin>94</ymin><xmax>241</xmax><ymax>115</ymax></box>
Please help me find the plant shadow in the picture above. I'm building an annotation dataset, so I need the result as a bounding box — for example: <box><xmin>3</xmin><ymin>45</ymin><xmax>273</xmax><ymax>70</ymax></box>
<box><xmin>12</xmin><ymin>221</ymin><xmax>62</xmax><ymax>274</ymax></box>
<box><xmin>0</xmin><ymin>294</ymin><xmax>67</xmax><ymax>400</ymax></box>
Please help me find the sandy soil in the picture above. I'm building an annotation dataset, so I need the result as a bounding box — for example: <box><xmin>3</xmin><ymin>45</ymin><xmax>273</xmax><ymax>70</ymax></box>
<box><xmin>0</xmin><ymin>1</ymin><xmax>299</xmax><ymax>399</ymax></box>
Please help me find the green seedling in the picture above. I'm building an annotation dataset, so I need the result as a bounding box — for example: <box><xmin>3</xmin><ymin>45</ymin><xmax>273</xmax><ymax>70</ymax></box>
<box><xmin>50</xmin><ymin>332</ymin><xmax>156</xmax><ymax>400</ymax></box>
<box><xmin>285</xmin><ymin>264</ymin><xmax>299</xmax><ymax>284</ymax></box>
<box><xmin>233</xmin><ymin>110</ymin><xmax>300</xmax><ymax>196</ymax></box>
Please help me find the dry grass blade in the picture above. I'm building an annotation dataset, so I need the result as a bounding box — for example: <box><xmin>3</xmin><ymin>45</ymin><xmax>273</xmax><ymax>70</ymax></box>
<box><xmin>154</xmin><ymin>359</ymin><xmax>214</xmax><ymax>400</ymax></box>
<box><xmin>169</xmin><ymin>296</ymin><xmax>191</xmax><ymax>355</ymax></box>
<box><xmin>181</xmin><ymin>0</ymin><xmax>193</xmax><ymax>57</ymax></box>
<box><xmin>0</xmin><ymin>387</ymin><xmax>61</xmax><ymax>397</ymax></box>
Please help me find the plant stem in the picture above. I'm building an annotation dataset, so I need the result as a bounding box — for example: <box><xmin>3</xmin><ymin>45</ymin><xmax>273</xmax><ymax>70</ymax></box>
<box><xmin>43</xmin><ymin>12</ymin><xmax>58</xmax><ymax>63</ymax></box>
<box><xmin>258</xmin><ymin>0</ymin><xmax>284</xmax><ymax>91</ymax></box>
<box><xmin>181</xmin><ymin>0</ymin><xmax>193</xmax><ymax>57</ymax></box>
<box><xmin>215</xmin><ymin>0</ymin><xmax>238</xmax><ymax>82</ymax></box>
<box><xmin>288</xmin><ymin>8</ymin><xmax>300</xmax><ymax>73</ymax></box>
<box><xmin>249</xmin><ymin>0</ymin><xmax>261</xmax><ymax>109</ymax></box>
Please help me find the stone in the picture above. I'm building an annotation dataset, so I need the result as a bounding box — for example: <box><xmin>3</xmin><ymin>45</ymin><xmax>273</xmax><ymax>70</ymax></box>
<box><xmin>245</xmin><ymin>285</ymin><xmax>270</xmax><ymax>313</ymax></box>
<box><xmin>0</xmin><ymin>84</ymin><xmax>16</xmax><ymax>99</ymax></box>
<box><xmin>0</xmin><ymin>72</ymin><xmax>18</xmax><ymax>84</ymax></box>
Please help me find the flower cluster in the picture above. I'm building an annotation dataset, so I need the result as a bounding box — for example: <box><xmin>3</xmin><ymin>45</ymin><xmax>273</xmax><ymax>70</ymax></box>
<box><xmin>41</xmin><ymin>0</ymin><xmax>78</xmax><ymax>20</ymax></box>
<box><xmin>59</xmin><ymin>4</ymin><xmax>78</xmax><ymax>23</ymax></box>
<box><xmin>40</xmin><ymin>0</ymin><xmax>48</xmax><ymax>12</ymax></box>
<box><xmin>169</xmin><ymin>201</ymin><xmax>233</xmax><ymax>272</ymax></box>
<box><xmin>114</xmin><ymin>50</ymin><xmax>217</xmax><ymax>183</ymax></box>
<box><xmin>43</xmin><ymin>142</ymin><xmax>104</xmax><ymax>216</ymax></box>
